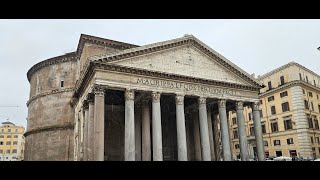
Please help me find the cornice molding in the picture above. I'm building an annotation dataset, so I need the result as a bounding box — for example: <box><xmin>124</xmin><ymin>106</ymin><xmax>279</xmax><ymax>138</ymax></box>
<box><xmin>27</xmin><ymin>52</ymin><xmax>77</xmax><ymax>82</ymax></box>
<box><xmin>26</xmin><ymin>88</ymin><xmax>74</xmax><ymax>107</ymax></box>
<box><xmin>259</xmin><ymin>80</ymin><xmax>320</xmax><ymax>97</ymax></box>
<box><xmin>74</xmin><ymin>62</ymin><xmax>260</xmax><ymax>99</ymax></box>
<box><xmin>258</xmin><ymin>62</ymin><xmax>320</xmax><ymax>80</ymax></box>
<box><xmin>76</xmin><ymin>34</ymin><xmax>139</xmax><ymax>57</ymax></box>
<box><xmin>90</xmin><ymin>36</ymin><xmax>262</xmax><ymax>88</ymax></box>
<box><xmin>24</xmin><ymin>123</ymin><xmax>74</xmax><ymax>137</ymax></box>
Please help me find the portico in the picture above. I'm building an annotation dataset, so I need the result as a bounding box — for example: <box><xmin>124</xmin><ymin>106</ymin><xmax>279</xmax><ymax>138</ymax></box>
<box><xmin>73</xmin><ymin>35</ymin><xmax>265</xmax><ymax>161</ymax></box>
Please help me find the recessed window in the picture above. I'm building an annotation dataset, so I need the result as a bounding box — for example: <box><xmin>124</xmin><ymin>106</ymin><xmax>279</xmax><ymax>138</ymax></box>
<box><xmin>0</xmin><ymin>141</ymin><xmax>3</xmax><ymax>145</ymax></box>
<box><xmin>8</xmin><ymin>129</ymin><xmax>11</xmax><ymax>133</ymax></box>
<box><xmin>309</xmin><ymin>92</ymin><xmax>313</xmax><ymax>97</ymax></box>
<box><xmin>299</xmin><ymin>73</ymin><xmax>302</xmax><ymax>80</ymax></box>
<box><xmin>14</xmin><ymin>135</ymin><xmax>18</xmax><ymax>138</ymax></box>
<box><xmin>13</xmin><ymin>141</ymin><xmax>17</xmax><ymax>145</ymax></box>
<box><xmin>259</xmin><ymin>110</ymin><xmax>263</xmax><ymax>117</ymax></box>
<box><xmin>282</xmin><ymin>102</ymin><xmax>290</xmax><ymax>112</ymax></box>
<box><xmin>274</xmin><ymin>140</ymin><xmax>281</xmax><ymax>146</ymax></box>
<box><xmin>6</xmin><ymin>142</ymin><xmax>11</xmax><ymax>145</ymax></box>
<box><xmin>271</xmin><ymin>122</ymin><xmax>278</xmax><ymax>132</ymax></box>
<box><xmin>233</xmin><ymin>129</ymin><xmax>238</xmax><ymax>139</ymax></box>
<box><xmin>315</xmin><ymin>137</ymin><xmax>320</xmax><ymax>144</ymax></box>
<box><xmin>235</xmin><ymin>144</ymin><xmax>240</xmax><ymax>149</ymax></box>
<box><xmin>15</xmin><ymin>129</ymin><xmax>18</xmax><ymax>133</ymax></box>
<box><xmin>0</xmin><ymin>135</ymin><xmax>3</xmax><ymax>138</ymax></box>
<box><xmin>280</xmin><ymin>76</ymin><xmax>285</xmax><ymax>85</ymax></box>
<box><xmin>306</xmin><ymin>76</ymin><xmax>309</xmax><ymax>83</ymax></box>
<box><xmin>232</xmin><ymin>117</ymin><xmax>237</xmax><ymax>125</ymax></box>
<box><xmin>61</xmin><ymin>80</ymin><xmax>64</xmax><ymax>88</ymax></box>
<box><xmin>302</xmin><ymin>89</ymin><xmax>305</xmax><ymax>94</ymax></box>
<box><xmin>264</xmin><ymin>141</ymin><xmax>268</xmax><ymax>147</ymax></box>
<box><xmin>304</xmin><ymin>100</ymin><xmax>309</xmax><ymax>109</ymax></box>
<box><xmin>12</xmin><ymin>149</ymin><xmax>17</xmax><ymax>154</ymax></box>
<box><xmin>311</xmin><ymin>102</ymin><xmax>314</xmax><ymax>111</ymax></box>
<box><xmin>262</xmin><ymin>124</ymin><xmax>266</xmax><ymax>134</ymax></box>
<box><xmin>308</xmin><ymin>117</ymin><xmax>314</xmax><ymax>128</ymax></box>
<box><xmin>287</xmin><ymin>138</ymin><xmax>294</xmax><ymax>145</ymax></box>
<box><xmin>268</xmin><ymin>81</ymin><xmax>272</xmax><ymax>90</ymax></box>
<box><xmin>284</xmin><ymin>119</ymin><xmax>292</xmax><ymax>130</ymax></box>
<box><xmin>280</xmin><ymin>91</ymin><xmax>288</xmax><ymax>98</ymax></box>
<box><xmin>248</xmin><ymin>113</ymin><xmax>252</xmax><ymax>121</ymax></box>
<box><xmin>259</xmin><ymin>100</ymin><xmax>263</xmax><ymax>104</ymax></box>
<box><xmin>311</xmin><ymin>137</ymin><xmax>314</xmax><ymax>144</ymax></box>
<box><xmin>6</xmin><ymin>149</ymin><xmax>10</xmax><ymax>154</ymax></box>
<box><xmin>271</xmin><ymin>106</ymin><xmax>276</xmax><ymax>115</ymax></box>
<box><xmin>268</xmin><ymin>96</ymin><xmax>275</xmax><ymax>102</ymax></box>
<box><xmin>7</xmin><ymin>135</ymin><xmax>11</xmax><ymax>138</ymax></box>
<box><xmin>314</xmin><ymin>119</ymin><xmax>319</xmax><ymax>129</ymax></box>
<box><xmin>314</xmin><ymin>80</ymin><xmax>316</xmax><ymax>86</ymax></box>
<box><xmin>250</xmin><ymin>126</ymin><xmax>255</xmax><ymax>136</ymax></box>
<box><xmin>1</xmin><ymin>129</ymin><xmax>3</xmax><ymax>133</ymax></box>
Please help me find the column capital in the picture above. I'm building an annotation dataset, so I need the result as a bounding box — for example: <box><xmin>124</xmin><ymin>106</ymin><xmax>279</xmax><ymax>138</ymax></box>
<box><xmin>235</xmin><ymin>101</ymin><xmax>244</xmax><ymax>110</ymax></box>
<box><xmin>92</xmin><ymin>85</ymin><xmax>107</xmax><ymax>96</ymax></box>
<box><xmin>218</xmin><ymin>99</ymin><xmax>226</xmax><ymax>108</ymax></box>
<box><xmin>175</xmin><ymin>94</ymin><xmax>184</xmax><ymax>105</ymax></box>
<box><xmin>250</xmin><ymin>101</ymin><xmax>260</xmax><ymax>111</ymax></box>
<box><xmin>198</xmin><ymin>97</ymin><xmax>206</xmax><ymax>105</ymax></box>
<box><xmin>83</xmin><ymin>100</ymin><xmax>89</xmax><ymax>110</ymax></box>
<box><xmin>125</xmin><ymin>89</ymin><xmax>135</xmax><ymax>101</ymax></box>
<box><xmin>152</xmin><ymin>92</ymin><xmax>161</xmax><ymax>103</ymax></box>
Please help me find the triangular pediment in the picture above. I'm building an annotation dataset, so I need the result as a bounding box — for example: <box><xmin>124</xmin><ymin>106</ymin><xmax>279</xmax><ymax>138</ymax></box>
<box><xmin>91</xmin><ymin>35</ymin><xmax>262</xmax><ymax>88</ymax></box>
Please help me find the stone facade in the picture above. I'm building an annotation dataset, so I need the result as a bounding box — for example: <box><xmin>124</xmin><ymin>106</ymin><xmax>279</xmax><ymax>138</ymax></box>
<box><xmin>26</xmin><ymin>34</ymin><xmax>264</xmax><ymax>161</ymax></box>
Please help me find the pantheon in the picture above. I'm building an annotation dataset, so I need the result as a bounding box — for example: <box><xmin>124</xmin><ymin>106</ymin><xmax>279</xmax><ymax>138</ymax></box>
<box><xmin>25</xmin><ymin>34</ymin><xmax>265</xmax><ymax>161</ymax></box>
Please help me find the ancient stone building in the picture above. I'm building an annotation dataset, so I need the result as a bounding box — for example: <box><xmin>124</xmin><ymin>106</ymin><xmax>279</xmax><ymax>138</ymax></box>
<box><xmin>25</xmin><ymin>34</ymin><xmax>265</xmax><ymax>161</ymax></box>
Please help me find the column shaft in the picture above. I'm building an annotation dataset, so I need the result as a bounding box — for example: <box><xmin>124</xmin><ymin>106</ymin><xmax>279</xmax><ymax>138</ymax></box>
<box><xmin>125</xmin><ymin>89</ymin><xmax>135</xmax><ymax>161</ymax></box>
<box><xmin>252</xmin><ymin>102</ymin><xmax>265</xmax><ymax>161</ymax></box>
<box><xmin>152</xmin><ymin>92</ymin><xmax>163</xmax><ymax>161</ymax></box>
<box><xmin>198</xmin><ymin>97</ymin><xmax>211</xmax><ymax>161</ymax></box>
<box><xmin>83</xmin><ymin>101</ymin><xmax>89</xmax><ymax>161</ymax></box>
<box><xmin>175</xmin><ymin>94</ymin><xmax>188</xmax><ymax>161</ymax></box>
<box><xmin>193</xmin><ymin>111</ymin><xmax>202</xmax><ymax>161</ymax></box>
<box><xmin>87</xmin><ymin>99</ymin><xmax>94</xmax><ymax>161</ymax></box>
<box><xmin>236</xmin><ymin>101</ymin><xmax>249</xmax><ymax>161</ymax></box>
<box><xmin>142</xmin><ymin>99</ymin><xmax>151</xmax><ymax>161</ymax></box>
<box><xmin>218</xmin><ymin>100</ymin><xmax>232</xmax><ymax>161</ymax></box>
<box><xmin>93</xmin><ymin>86</ymin><xmax>105</xmax><ymax>161</ymax></box>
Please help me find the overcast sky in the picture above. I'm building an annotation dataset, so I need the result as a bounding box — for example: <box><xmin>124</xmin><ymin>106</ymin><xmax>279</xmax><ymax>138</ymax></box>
<box><xmin>0</xmin><ymin>19</ymin><xmax>320</xmax><ymax>129</ymax></box>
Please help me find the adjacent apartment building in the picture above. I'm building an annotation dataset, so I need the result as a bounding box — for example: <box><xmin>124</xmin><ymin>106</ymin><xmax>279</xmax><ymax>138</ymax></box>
<box><xmin>229</xmin><ymin>62</ymin><xmax>320</xmax><ymax>160</ymax></box>
<box><xmin>0</xmin><ymin>121</ymin><xmax>25</xmax><ymax>161</ymax></box>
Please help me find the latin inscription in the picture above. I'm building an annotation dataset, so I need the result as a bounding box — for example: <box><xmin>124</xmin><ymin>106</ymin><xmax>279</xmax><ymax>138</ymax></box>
<box><xmin>137</xmin><ymin>78</ymin><xmax>240</xmax><ymax>96</ymax></box>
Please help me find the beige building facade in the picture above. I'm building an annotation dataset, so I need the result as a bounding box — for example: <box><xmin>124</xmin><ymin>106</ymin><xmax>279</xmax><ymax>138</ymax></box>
<box><xmin>0</xmin><ymin>122</ymin><xmax>25</xmax><ymax>161</ymax></box>
<box><xmin>229</xmin><ymin>62</ymin><xmax>320</xmax><ymax>159</ymax></box>
<box><xmin>26</xmin><ymin>34</ymin><xmax>266</xmax><ymax>161</ymax></box>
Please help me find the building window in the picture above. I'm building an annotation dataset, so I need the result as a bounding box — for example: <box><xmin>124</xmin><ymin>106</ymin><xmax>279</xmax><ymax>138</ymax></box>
<box><xmin>7</xmin><ymin>135</ymin><xmax>11</xmax><ymax>138</ymax></box>
<box><xmin>314</xmin><ymin>80</ymin><xmax>317</xmax><ymax>86</ymax></box>
<box><xmin>304</xmin><ymin>100</ymin><xmax>309</xmax><ymax>109</ymax></box>
<box><xmin>274</xmin><ymin>140</ymin><xmax>281</xmax><ymax>146</ymax></box>
<box><xmin>232</xmin><ymin>117</ymin><xmax>237</xmax><ymax>125</ymax></box>
<box><xmin>289</xmin><ymin>150</ymin><xmax>297</xmax><ymax>157</ymax></box>
<box><xmin>15</xmin><ymin>129</ymin><xmax>18</xmax><ymax>133</ymax></box>
<box><xmin>319</xmin><ymin>105</ymin><xmax>320</xmax><ymax>113</ymax></box>
<box><xmin>284</xmin><ymin>119</ymin><xmax>292</xmax><ymax>130</ymax></box>
<box><xmin>280</xmin><ymin>91</ymin><xmax>288</xmax><ymax>98</ymax></box>
<box><xmin>233</xmin><ymin>129</ymin><xmax>238</xmax><ymax>139</ymax></box>
<box><xmin>282</xmin><ymin>102</ymin><xmax>290</xmax><ymax>112</ymax></box>
<box><xmin>287</xmin><ymin>138</ymin><xmax>294</xmax><ymax>145</ymax></box>
<box><xmin>12</xmin><ymin>149</ymin><xmax>17</xmax><ymax>154</ymax></box>
<box><xmin>306</xmin><ymin>76</ymin><xmax>309</xmax><ymax>83</ymax></box>
<box><xmin>317</xmin><ymin>95</ymin><xmax>319</xmax><ymax>99</ymax></box>
<box><xmin>235</xmin><ymin>144</ymin><xmax>240</xmax><ymax>149</ymax></box>
<box><xmin>299</xmin><ymin>73</ymin><xmax>302</xmax><ymax>80</ymax></box>
<box><xmin>262</xmin><ymin>124</ymin><xmax>266</xmax><ymax>133</ymax></box>
<box><xmin>302</xmin><ymin>89</ymin><xmax>305</xmax><ymax>94</ymax></box>
<box><xmin>309</xmin><ymin>92</ymin><xmax>313</xmax><ymax>97</ymax></box>
<box><xmin>6</xmin><ymin>149</ymin><xmax>10</xmax><ymax>154</ymax></box>
<box><xmin>271</xmin><ymin>106</ymin><xmax>276</xmax><ymax>115</ymax></box>
<box><xmin>271</xmin><ymin>122</ymin><xmax>278</xmax><ymax>132</ymax></box>
<box><xmin>268</xmin><ymin>96</ymin><xmax>275</xmax><ymax>102</ymax></box>
<box><xmin>259</xmin><ymin>100</ymin><xmax>263</xmax><ymax>104</ymax></box>
<box><xmin>0</xmin><ymin>141</ymin><xmax>3</xmax><ymax>145</ymax></box>
<box><xmin>264</xmin><ymin>141</ymin><xmax>268</xmax><ymax>147</ymax></box>
<box><xmin>311</xmin><ymin>137</ymin><xmax>314</xmax><ymax>144</ymax></box>
<box><xmin>8</xmin><ymin>129</ymin><xmax>11</xmax><ymax>133</ymax></box>
<box><xmin>14</xmin><ymin>135</ymin><xmax>18</xmax><ymax>138</ymax></box>
<box><xmin>314</xmin><ymin>119</ymin><xmax>319</xmax><ymax>129</ymax></box>
<box><xmin>248</xmin><ymin>113</ymin><xmax>252</xmax><ymax>121</ymax></box>
<box><xmin>311</xmin><ymin>102</ymin><xmax>314</xmax><ymax>111</ymax></box>
<box><xmin>308</xmin><ymin>117</ymin><xmax>314</xmax><ymax>128</ymax></box>
<box><xmin>280</xmin><ymin>76</ymin><xmax>285</xmax><ymax>85</ymax></box>
<box><xmin>259</xmin><ymin>110</ymin><xmax>263</xmax><ymax>117</ymax></box>
<box><xmin>13</xmin><ymin>141</ymin><xmax>17</xmax><ymax>145</ymax></box>
<box><xmin>61</xmin><ymin>80</ymin><xmax>64</xmax><ymax>88</ymax></box>
<box><xmin>316</xmin><ymin>137</ymin><xmax>320</xmax><ymax>144</ymax></box>
<box><xmin>0</xmin><ymin>135</ymin><xmax>3</xmax><ymax>138</ymax></box>
<box><xmin>1</xmin><ymin>129</ymin><xmax>3</xmax><ymax>133</ymax></box>
<box><xmin>250</xmin><ymin>126</ymin><xmax>255</xmax><ymax>136</ymax></box>
<box><xmin>268</xmin><ymin>81</ymin><xmax>272</xmax><ymax>90</ymax></box>
<box><xmin>6</xmin><ymin>142</ymin><xmax>11</xmax><ymax>145</ymax></box>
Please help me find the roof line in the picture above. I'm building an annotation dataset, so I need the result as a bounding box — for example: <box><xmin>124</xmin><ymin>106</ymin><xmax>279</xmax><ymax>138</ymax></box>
<box><xmin>258</xmin><ymin>61</ymin><xmax>320</xmax><ymax>80</ymax></box>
